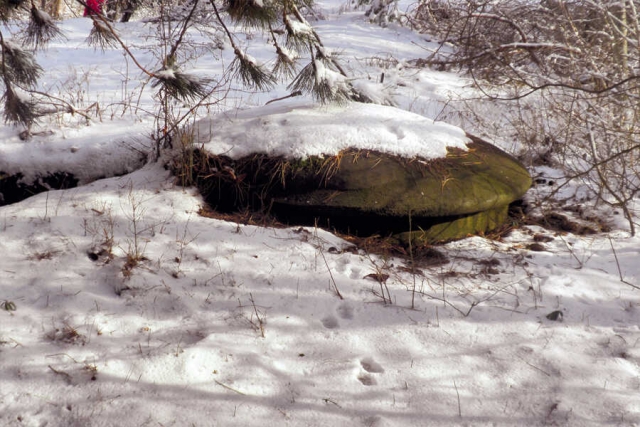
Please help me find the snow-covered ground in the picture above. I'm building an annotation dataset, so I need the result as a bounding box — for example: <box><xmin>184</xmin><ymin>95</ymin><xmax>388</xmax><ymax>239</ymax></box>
<box><xmin>1</xmin><ymin>3</ymin><xmax>640</xmax><ymax>427</ymax></box>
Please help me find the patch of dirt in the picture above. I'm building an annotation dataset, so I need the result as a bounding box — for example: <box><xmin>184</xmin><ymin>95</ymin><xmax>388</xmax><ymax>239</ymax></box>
<box><xmin>529</xmin><ymin>212</ymin><xmax>598</xmax><ymax>235</ymax></box>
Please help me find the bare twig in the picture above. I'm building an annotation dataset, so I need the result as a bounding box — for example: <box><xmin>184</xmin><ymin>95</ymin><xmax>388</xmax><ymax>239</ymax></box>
<box><xmin>215</xmin><ymin>380</ymin><xmax>247</xmax><ymax>395</ymax></box>
<box><xmin>48</xmin><ymin>365</ymin><xmax>72</xmax><ymax>383</ymax></box>
<box><xmin>249</xmin><ymin>293</ymin><xmax>266</xmax><ymax>338</ymax></box>
<box><xmin>608</xmin><ymin>236</ymin><xmax>640</xmax><ymax>290</ymax></box>
<box><xmin>453</xmin><ymin>380</ymin><xmax>461</xmax><ymax>417</ymax></box>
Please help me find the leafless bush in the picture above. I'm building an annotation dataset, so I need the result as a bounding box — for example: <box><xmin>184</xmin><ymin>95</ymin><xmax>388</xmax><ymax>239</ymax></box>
<box><xmin>410</xmin><ymin>0</ymin><xmax>640</xmax><ymax>234</ymax></box>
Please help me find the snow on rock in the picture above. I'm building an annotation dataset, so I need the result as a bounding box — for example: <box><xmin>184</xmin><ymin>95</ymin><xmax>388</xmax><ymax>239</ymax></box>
<box><xmin>0</xmin><ymin>119</ymin><xmax>149</xmax><ymax>185</ymax></box>
<box><xmin>194</xmin><ymin>100</ymin><xmax>470</xmax><ymax>159</ymax></box>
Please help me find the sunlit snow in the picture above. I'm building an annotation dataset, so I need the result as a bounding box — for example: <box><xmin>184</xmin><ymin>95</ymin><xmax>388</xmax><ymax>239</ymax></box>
<box><xmin>0</xmin><ymin>2</ymin><xmax>639</xmax><ymax>427</ymax></box>
<box><xmin>195</xmin><ymin>100</ymin><xmax>469</xmax><ymax>159</ymax></box>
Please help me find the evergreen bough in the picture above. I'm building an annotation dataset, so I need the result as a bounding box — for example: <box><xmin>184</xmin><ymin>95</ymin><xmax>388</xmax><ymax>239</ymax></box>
<box><xmin>0</xmin><ymin>0</ymin><xmax>372</xmax><ymax>139</ymax></box>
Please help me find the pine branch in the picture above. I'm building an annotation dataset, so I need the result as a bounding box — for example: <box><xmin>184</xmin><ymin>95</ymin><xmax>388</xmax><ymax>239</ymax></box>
<box><xmin>86</xmin><ymin>20</ymin><xmax>119</xmax><ymax>51</ymax></box>
<box><xmin>0</xmin><ymin>39</ymin><xmax>42</xmax><ymax>87</ymax></box>
<box><xmin>79</xmin><ymin>4</ymin><xmax>154</xmax><ymax>78</ymax></box>
<box><xmin>289</xmin><ymin>47</ymin><xmax>351</xmax><ymax>103</ymax></box>
<box><xmin>290</xmin><ymin>3</ymin><xmax>350</xmax><ymax>74</ymax></box>
<box><xmin>283</xmin><ymin>13</ymin><xmax>315</xmax><ymax>52</ymax></box>
<box><xmin>269</xmin><ymin>23</ymin><xmax>297</xmax><ymax>78</ymax></box>
<box><xmin>0</xmin><ymin>0</ymin><xmax>25</xmax><ymax>22</ymax></box>
<box><xmin>151</xmin><ymin>68</ymin><xmax>212</xmax><ymax>103</ymax></box>
<box><xmin>273</xmin><ymin>44</ymin><xmax>298</xmax><ymax>78</ymax></box>
<box><xmin>210</xmin><ymin>0</ymin><xmax>275</xmax><ymax>91</ymax></box>
<box><xmin>232</xmin><ymin>48</ymin><xmax>276</xmax><ymax>90</ymax></box>
<box><xmin>225</xmin><ymin>0</ymin><xmax>276</xmax><ymax>27</ymax></box>
<box><xmin>22</xmin><ymin>4</ymin><xmax>65</xmax><ymax>50</ymax></box>
<box><xmin>2</xmin><ymin>84</ymin><xmax>38</xmax><ymax>126</ymax></box>
<box><xmin>288</xmin><ymin>58</ymin><xmax>315</xmax><ymax>94</ymax></box>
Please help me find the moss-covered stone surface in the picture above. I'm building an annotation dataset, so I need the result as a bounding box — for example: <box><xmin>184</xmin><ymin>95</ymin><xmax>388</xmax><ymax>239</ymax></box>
<box><xmin>191</xmin><ymin>134</ymin><xmax>531</xmax><ymax>244</ymax></box>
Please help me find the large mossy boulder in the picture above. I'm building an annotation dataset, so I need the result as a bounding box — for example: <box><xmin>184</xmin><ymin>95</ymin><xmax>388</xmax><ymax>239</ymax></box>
<box><xmin>270</xmin><ymin>136</ymin><xmax>530</xmax><ymax>244</ymax></box>
<box><xmin>189</xmin><ymin>102</ymin><xmax>531</xmax><ymax>244</ymax></box>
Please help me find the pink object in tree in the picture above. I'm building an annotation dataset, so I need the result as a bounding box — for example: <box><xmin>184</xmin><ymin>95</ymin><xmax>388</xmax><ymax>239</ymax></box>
<box><xmin>84</xmin><ymin>0</ymin><xmax>105</xmax><ymax>16</ymax></box>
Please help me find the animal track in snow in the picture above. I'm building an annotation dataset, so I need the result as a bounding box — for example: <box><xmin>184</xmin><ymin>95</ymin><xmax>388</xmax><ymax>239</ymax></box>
<box><xmin>337</xmin><ymin>302</ymin><xmax>354</xmax><ymax>320</ymax></box>
<box><xmin>360</xmin><ymin>357</ymin><xmax>385</xmax><ymax>373</ymax></box>
<box><xmin>321</xmin><ymin>303</ymin><xmax>354</xmax><ymax>329</ymax></box>
<box><xmin>321</xmin><ymin>315</ymin><xmax>339</xmax><ymax>329</ymax></box>
<box><xmin>357</xmin><ymin>373</ymin><xmax>377</xmax><ymax>386</ymax></box>
<box><xmin>333</xmin><ymin>258</ymin><xmax>362</xmax><ymax>280</ymax></box>
<box><xmin>357</xmin><ymin>357</ymin><xmax>384</xmax><ymax>386</ymax></box>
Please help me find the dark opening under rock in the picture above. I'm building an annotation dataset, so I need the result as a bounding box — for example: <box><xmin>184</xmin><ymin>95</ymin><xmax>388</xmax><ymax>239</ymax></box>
<box><xmin>189</xmin><ymin>135</ymin><xmax>531</xmax><ymax>245</ymax></box>
<box><xmin>0</xmin><ymin>171</ymin><xmax>79</xmax><ymax>206</ymax></box>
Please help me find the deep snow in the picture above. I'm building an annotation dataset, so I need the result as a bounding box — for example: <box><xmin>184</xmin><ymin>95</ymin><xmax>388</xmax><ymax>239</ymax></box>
<box><xmin>1</xmin><ymin>2</ymin><xmax>639</xmax><ymax>427</ymax></box>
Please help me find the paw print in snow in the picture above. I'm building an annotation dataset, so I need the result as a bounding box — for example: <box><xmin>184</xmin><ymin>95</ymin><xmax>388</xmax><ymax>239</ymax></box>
<box><xmin>321</xmin><ymin>303</ymin><xmax>354</xmax><ymax>329</ymax></box>
<box><xmin>361</xmin><ymin>357</ymin><xmax>385</xmax><ymax>373</ymax></box>
<box><xmin>321</xmin><ymin>315</ymin><xmax>339</xmax><ymax>329</ymax></box>
<box><xmin>337</xmin><ymin>302</ymin><xmax>354</xmax><ymax>320</ymax></box>
<box><xmin>357</xmin><ymin>357</ymin><xmax>384</xmax><ymax>386</ymax></box>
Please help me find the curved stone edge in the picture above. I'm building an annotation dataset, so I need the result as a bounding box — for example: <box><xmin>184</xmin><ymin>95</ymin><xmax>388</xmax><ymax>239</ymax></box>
<box><xmin>393</xmin><ymin>206</ymin><xmax>509</xmax><ymax>246</ymax></box>
<box><xmin>272</xmin><ymin>138</ymin><xmax>531</xmax><ymax>218</ymax></box>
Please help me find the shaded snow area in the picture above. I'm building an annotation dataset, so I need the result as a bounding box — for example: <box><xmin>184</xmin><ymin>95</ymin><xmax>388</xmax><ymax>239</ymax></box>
<box><xmin>2</xmin><ymin>165</ymin><xmax>640</xmax><ymax>427</ymax></box>
<box><xmin>195</xmin><ymin>101</ymin><xmax>469</xmax><ymax>159</ymax></box>
<box><xmin>1</xmin><ymin>2</ymin><xmax>640</xmax><ymax>427</ymax></box>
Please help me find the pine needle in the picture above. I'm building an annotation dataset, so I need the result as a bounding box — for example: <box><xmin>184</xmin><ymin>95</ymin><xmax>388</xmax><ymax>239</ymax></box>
<box><xmin>226</xmin><ymin>0</ymin><xmax>276</xmax><ymax>27</ymax></box>
<box><xmin>232</xmin><ymin>50</ymin><xmax>276</xmax><ymax>91</ymax></box>
<box><xmin>272</xmin><ymin>46</ymin><xmax>298</xmax><ymax>79</ymax></box>
<box><xmin>288</xmin><ymin>59</ymin><xmax>351</xmax><ymax>104</ymax></box>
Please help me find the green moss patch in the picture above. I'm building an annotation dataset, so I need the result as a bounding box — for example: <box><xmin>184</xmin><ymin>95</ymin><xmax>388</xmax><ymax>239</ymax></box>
<box><xmin>186</xmin><ymin>135</ymin><xmax>531</xmax><ymax>245</ymax></box>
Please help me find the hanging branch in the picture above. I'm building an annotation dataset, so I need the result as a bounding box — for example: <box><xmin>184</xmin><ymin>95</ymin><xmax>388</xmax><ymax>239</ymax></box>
<box><xmin>22</xmin><ymin>3</ymin><xmax>65</xmax><ymax>50</ymax></box>
<box><xmin>2</xmin><ymin>84</ymin><xmax>37</xmax><ymax>126</ymax></box>
<box><xmin>167</xmin><ymin>0</ymin><xmax>201</xmax><ymax>63</ymax></box>
<box><xmin>210</xmin><ymin>0</ymin><xmax>275</xmax><ymax>90</ymax></box>
<box><xmin>86</xmin><ymin>19</ymin><xmax>119</xmax><ymax>50</ymax></box>
<box><xmin>290</xmin><ymin>3</ymin><xmax>348</xmax><ymax>77</ymax></box>
<box><xmin>76</xmin><ymin>0</ymin><xmax>154</xmax><ymax>78</ymax></box>
<box><xmin>225</xmin><ymin>0</ymin><xmax>276</xmax><ymax>27</ymax></box>
<box><xmin>0</xmin><ymin>30</ymin><xmax>38</xmax><ymax>126</ymax></box>
<box><xmin>0</xmin><ymin>39</ymin><xmax>42</xmax><ymax>87</ymax></box>
<box><xmin>269</xmin><ymin>22</ymin><xmax>297</xmax><ymax>78</ymax></box>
